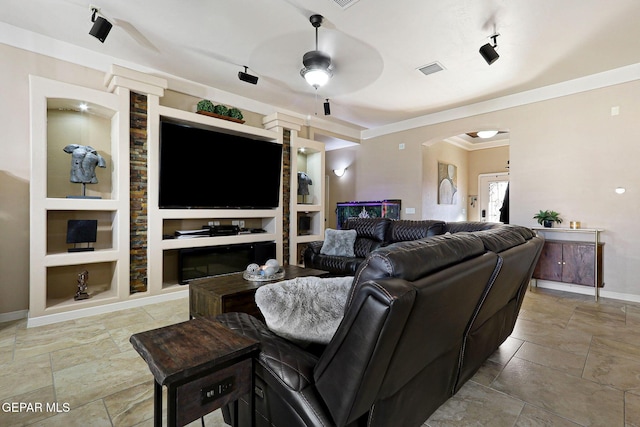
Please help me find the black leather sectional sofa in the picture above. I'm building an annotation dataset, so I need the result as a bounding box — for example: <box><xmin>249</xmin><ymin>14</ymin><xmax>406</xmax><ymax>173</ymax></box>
<box><xmin>216</xmin><ymin>220</ymin><xmax>544</xmax><ymax>427</ymax></box>
<box><xmin>303</xmin><ymin>217</ymin><xmax>448</xmax><ymax>275</ymax></box>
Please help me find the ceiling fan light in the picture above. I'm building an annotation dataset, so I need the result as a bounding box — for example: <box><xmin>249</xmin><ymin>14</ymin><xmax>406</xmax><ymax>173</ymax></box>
<box><xmin>301</xmin><ymin>50</ymin><xmax>332</xmax><ymax>87</ymax></box>
<box><xmin>301</xmin><ymin>68</ymin><xmax>331</xmax><ymax>87</ymax></box>
<box><xmin>477</xmin><ymin>130</ymin><xmax>499</xmax><ymax>138</ymax></box>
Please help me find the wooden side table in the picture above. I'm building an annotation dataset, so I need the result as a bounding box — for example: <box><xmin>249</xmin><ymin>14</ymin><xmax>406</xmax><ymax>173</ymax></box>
<box><xmin>189</xmin><ymin>265</ymin><xmax>328</xmax><ymax>319</ymax></box>
<box><xmin>130</xmin><ymin>318</ymin><xmax>259</xmax><ymax>427</ymax></box>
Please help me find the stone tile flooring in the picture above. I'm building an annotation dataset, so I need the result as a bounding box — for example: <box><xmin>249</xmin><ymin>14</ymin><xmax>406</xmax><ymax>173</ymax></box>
<box><xmin>1</xmin><ymin>287</ymin><xmax>639</xmax><ymax>426</ymax></box>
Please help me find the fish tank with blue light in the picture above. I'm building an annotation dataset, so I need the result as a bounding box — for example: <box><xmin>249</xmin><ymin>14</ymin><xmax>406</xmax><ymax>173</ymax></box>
<box><xmin>335</xmin><ymin>200</ymin><xmax>401</xmax><ymax>229</ymax></box>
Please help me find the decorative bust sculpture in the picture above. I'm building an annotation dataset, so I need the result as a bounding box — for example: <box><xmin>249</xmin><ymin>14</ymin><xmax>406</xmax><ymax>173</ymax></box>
<box><xmin>297</xmin><ymin>171</ymin><xmax>312</xmax><ymax>196</ymax></box>
<box><xmin>63</xmin><ymin>144</ymin><xmax>106</xmax><ymax>184</ymax></box>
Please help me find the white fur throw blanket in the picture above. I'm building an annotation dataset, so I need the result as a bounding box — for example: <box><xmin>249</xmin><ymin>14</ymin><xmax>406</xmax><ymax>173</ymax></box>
<box><xmin>255</xmin><ymin>276</ymin><xmax>353</xmax><ymax>345</ymax></box>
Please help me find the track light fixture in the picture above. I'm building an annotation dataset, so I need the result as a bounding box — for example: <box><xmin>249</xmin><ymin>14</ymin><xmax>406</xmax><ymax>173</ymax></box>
<box><xmin>300</xmin><ymin>15</ymin><xmax>333</xmax><ymax>88</ymax></box>
<box><xmin>89</xmin><ymin>7</ymin><xmax>112</xmax><ymax>43</ymax></box>
<box><xmin>238</xmin><ymin>66</ymin><xmax>259</xmax><ymax>85</ymax></box>
<box><xmin>323</xmin><ymin>99</ymin><xmax>331</xmax><ymax>116</ymax></box>
<box><xmin>479</xmin><ymin>33</ymin><xmax>500</xmax><ymax>65</ymax></box>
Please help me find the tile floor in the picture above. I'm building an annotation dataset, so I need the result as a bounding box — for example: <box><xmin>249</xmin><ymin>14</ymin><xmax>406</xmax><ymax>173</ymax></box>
<box><xmin>1</xmin><ymin>287</ymin><xmax>639</xmax><ymax>426</ymax></box>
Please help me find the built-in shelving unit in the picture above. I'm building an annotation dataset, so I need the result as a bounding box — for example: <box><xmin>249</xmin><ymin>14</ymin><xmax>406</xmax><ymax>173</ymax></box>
<box><xmin>29</xmin><ymin>68</ymin><xmax>287</xmax><ymax>326</ymax></box>
<box><xmin>29</xmin><ymin>76</ymin><xmax>130</xmax><ymax>323</ymax></box>
<box><xmin>289</xmin><ymin>134</ymin><xmax>325</xmax><ymax>266</ymax></box>
<box><xmin>146</xmin><ymin>105</ymin><xmax>283</xmax><ymax>291</ymax></box>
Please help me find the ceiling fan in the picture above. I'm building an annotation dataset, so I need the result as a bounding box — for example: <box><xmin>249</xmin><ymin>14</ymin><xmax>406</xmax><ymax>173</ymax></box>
<box><xmin>300</xmin><ymin>14</ymin><xmax>333</xmax><ymax>88</ymax></box>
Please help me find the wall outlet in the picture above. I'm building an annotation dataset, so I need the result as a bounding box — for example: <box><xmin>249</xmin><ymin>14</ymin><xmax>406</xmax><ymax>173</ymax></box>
<box><xmin>231</xmin><ymin>220</ymin><xmax>239</xmax><ymax>226</ymax></box>
<box><xmin>208</xmin><ymin>221</ymin><xmax>214</xmax><ymax>226</ymax></box>
<box><xmin>399</xmin><ymin>143</ymin><xmax>405</xmax><ymax>150</ymax></box>
<box><xmin>405</xmin><ymin>207</ymin><xmax>415</xmax><ymax>214</ymax></box>
<box><xmin>213</xmin><ymin>221</ymin><xmax>220</xmax><ymax>226</ymax></box>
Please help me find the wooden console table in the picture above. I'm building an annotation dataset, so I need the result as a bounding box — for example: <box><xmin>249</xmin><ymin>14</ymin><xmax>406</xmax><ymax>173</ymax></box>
<box><xmin>130</xmin><ymin>318</ymin><xmax>259</xmax><ymax>427</ymax></box>
<box><xmin>189</xmin><ymin>265</ymin><xmax>328</xmax><ymax>319</ymax></box>
<box><xmin>532</xmin><ymin>227</ymin><xmax>604</xmax><ymax>301</ymax></box>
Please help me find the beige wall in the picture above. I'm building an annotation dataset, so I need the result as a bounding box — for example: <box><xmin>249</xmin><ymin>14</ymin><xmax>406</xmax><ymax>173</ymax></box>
<box><xmin>326</xmin><ymin>143</ymin><xmax>509</xmax><ymax>225</ymax></box>
<box><xmin>325</xmin><ymin>146</ymin><xmax>358</xmax><ymax>228</ymax></box>
<box><xmin>421</xmin><ymin>141</ymin><xmax>469</xmax><ymax>222</ymax></box>
<box><xmin>328</xmin><ymin>80</ymin><xmax>640</xmax><ymax>298</ymax></box>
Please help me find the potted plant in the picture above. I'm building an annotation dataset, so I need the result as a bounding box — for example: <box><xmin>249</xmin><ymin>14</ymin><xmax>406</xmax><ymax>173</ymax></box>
<box><xmin>533</xmin><ymin>210</ymin><xmax>563</xmax><ymax>228</ymax></box>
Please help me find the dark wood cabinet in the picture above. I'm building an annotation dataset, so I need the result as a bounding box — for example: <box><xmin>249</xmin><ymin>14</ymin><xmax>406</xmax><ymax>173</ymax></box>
<box><xmin>533</xmin><ymin>240</ymin><xmax>603</xmax><ymax>287</ymax></box>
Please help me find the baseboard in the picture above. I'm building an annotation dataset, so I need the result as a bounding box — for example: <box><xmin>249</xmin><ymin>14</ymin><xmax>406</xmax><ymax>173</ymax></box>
<box><xmin>533</xmin><ymin>280</ymin><xmax>640</xmax><ymax>303</ymax></box>
<box><xmin>0</xmin><ymin>309</ymin><xmax>28</xmax><ymax>324</ymax></box>
<box><xmin>26</xmin><ymin>289</ymin><xmax>189</xmax><ymax>328</ymax></box>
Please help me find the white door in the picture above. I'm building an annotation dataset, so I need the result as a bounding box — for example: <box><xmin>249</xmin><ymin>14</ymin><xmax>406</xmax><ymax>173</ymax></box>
<box><xmin>478</xmin><ymin>173</ymin><xmax>509</xmax><ymax>222</ymax></box>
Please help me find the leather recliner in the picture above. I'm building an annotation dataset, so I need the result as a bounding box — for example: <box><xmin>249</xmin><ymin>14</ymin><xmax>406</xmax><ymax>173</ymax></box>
<box><xmin>216</xmin><ymin>223</ymin><xmax>544</xmax><ymax>427</ymax></box>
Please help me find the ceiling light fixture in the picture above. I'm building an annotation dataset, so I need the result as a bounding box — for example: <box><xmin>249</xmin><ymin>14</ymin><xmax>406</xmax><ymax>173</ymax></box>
<box><xmin>238</xmin><ymin>66</ymin><xmax>258</xmax><ymax>85</ymax></box>
<box><xmin>300</xmin><ymin>15</ymin><xmax>333</xmax><ymax>88</ymax></box>
<box><xmin>324</xmin><ymin>99</ymin><xmax>331</xmax><ymax>116</ymax></box>
<box><xmin>477</xmin><ymin>130</ymin><xmax>499</xmax><ymax>138</ymax></box>
<box><xmin>479</xmin><ymin>33</ymin><xmax>500</xmax><ymax>65</ymax></box>
<box><xmin>89</xmin><ymin>7</ymin><xmax>112</xmax><ymax>43</ymax></box>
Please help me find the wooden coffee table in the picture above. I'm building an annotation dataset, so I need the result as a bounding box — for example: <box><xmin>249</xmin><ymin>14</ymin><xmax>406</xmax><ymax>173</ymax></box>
<box><xmin>189</xmin><ymin>265</ymin><xmax>328</xmax><ymax>320</ymax></box>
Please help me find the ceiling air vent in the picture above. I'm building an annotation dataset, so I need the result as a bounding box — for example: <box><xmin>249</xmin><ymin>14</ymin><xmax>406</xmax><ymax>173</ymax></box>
<box><xmin>332</xmin><ymin>0</ymin><xmax>361</xmax><ymax>9</ymax></box>
<box><xmin>417</xmin><ymin>62</ymin><xmax>445</xmax><ymax>76</ymax></box>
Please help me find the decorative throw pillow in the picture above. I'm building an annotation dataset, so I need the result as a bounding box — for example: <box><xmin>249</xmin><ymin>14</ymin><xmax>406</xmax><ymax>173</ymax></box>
<box><xmin>255</xmin><ymin>276</ymin><xmax>353</xmax><ymax>345</ymax></box>
<box><xmin>320</xmin><ymin>228</ymin><xmax>357</xmax><ymax>257</ymax></box>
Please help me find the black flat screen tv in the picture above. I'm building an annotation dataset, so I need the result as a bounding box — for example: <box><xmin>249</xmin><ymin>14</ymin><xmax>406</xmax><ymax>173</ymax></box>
<box><xmin>159</xmin><ymin>120</ymin><xmax>283</xmax><ymax>209</ymax></box>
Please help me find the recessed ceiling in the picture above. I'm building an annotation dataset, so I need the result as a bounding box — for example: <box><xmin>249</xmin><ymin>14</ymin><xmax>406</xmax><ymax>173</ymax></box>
<box><xmin>1</xmin><ymin>0</ymin><xmax>640</xmax><ymax>130</ymax></box>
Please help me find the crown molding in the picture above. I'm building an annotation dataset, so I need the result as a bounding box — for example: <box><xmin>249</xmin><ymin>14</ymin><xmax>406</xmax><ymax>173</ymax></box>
<box><xmin>361</xmin><ymin>62</ymin><xmax>640</xmax><ymax>140</ymax></box>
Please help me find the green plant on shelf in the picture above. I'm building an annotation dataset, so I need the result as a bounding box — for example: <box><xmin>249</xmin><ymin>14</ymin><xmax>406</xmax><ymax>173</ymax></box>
<box><xmin>196</xmin><ymin>99</ymin><xmax>214</xmax><ymax>113</ymax></box>
<box><xmin>533</xmin><ymin>210</ymin><xmax>563</xmax><ymax>227</ymax></box>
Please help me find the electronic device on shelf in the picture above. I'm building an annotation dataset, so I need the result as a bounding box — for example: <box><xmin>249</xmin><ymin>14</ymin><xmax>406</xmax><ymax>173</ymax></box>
<box><xmin>175</xmin><ymin>225</ymin><xmax>242</xmax><ymax>238</ymax></box>
<box><xmin>174</xmin><ymin>229</ymin><xmax>211</xmax><ymax>238</ymax></box>
<box><xmin>237</xmin><ymin>228</ymin><xmax>267</xmax><ymax>234</ymax></box>
<box><xmin>204</xmin><ymin>225</ymin><xmax>241</xmax><ymax>236</ymax></box>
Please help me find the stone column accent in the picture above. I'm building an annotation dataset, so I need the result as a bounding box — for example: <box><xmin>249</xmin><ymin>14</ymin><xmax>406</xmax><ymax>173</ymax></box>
<box><xmin>282</xmin><ymin>129</ymin><xmax>291</xmax><ymax>265</ymax></box>
<box><xmin>130</xmin><ymin>92</ymin><xmax>148</xmax><ymax>293</ymax></box>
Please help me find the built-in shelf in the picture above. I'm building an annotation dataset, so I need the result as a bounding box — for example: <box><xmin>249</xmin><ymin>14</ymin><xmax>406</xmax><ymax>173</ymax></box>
<box><xmin>29</xmin><ymin>71</ymin><xmax>287</xmax><ymax>326</ymax></box>
<box><xmin>29</xmin><ymin>76</ymin><xmax>130</xmax><ymax>324</ymax></box>
<box><xmin>147</xmin><ymin>105</ymin><xmax>284</xmax><ymax>290</ymax></box>
<box><xmin>289</xmin><ymin>135</ymin><xmax>325</xmax><ymax>266</ymax></box>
